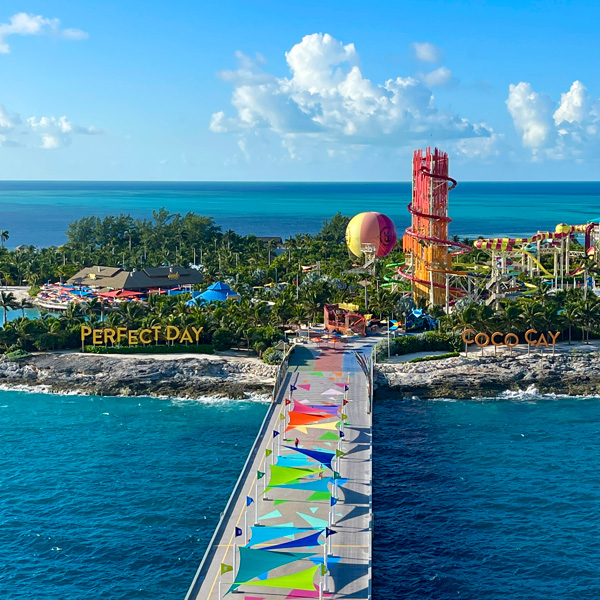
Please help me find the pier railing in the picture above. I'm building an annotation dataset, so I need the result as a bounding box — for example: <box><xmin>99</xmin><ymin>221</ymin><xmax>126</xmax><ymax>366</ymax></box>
<box><xmin>184</xmin><ymin>369</ymin><xmax>288</xmax><ymax>600</ymax></box>
<box><xmin>353</xmin><ymin>348</ymin><xmax>374</xmax><ymax>414</ymax></box>
<box><xmin>272</xmin><ymin>343</ymin><xmax>295</xmax><ymax>402</ymax></box>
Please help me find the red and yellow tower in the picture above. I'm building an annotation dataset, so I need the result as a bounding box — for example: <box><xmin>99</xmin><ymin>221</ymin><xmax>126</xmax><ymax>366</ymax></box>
<box><xmin>403</xmin><ymin>147</ymin><xmax>456</xmax><ymax>306</ymax></box>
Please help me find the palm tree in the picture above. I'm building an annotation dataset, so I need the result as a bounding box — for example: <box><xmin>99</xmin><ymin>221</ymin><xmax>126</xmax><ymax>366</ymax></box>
<box><xmin>17</xmin><ymin>297</ymin><xmax>32</xmax><ymax>318</ymax></box>
<box><xmin>10</xmin><ymin>317</ymin><xmax>35</xmax><ymax>349</ymax></box>
<box><xmin>0</xmin><ymin>291</ymin><xmax>18</xmax><ymax>326</ymax></box>
<box><xmin>60</xmin><ymin>303</ymin><xmax>85</xmax><ymax>329</ymax></box>
<box><xmin>500</xmin><ymin>302</ymin><xmax>522</xmax><ymax>332</ymax></box>
<box><xmin>520</xmin><ymin>301</ymin><xmax>546</xmax><ymax>331</ymax></box>
<box><xmin>0</xmin><ymin>230</ymin><xmax>9</xmax><ymax>248</ymax></box>
<box><xmin>561</xmin><ymin>304</ymin><xmax>579</xmax><ymax>345</ymax></box>
<box><xmin>116</xmin><ymin>301</ymin><xmax>146</xmax><ymax>329</ymax></box>
<box><xmin>575</xmin><ymin>297</ymin><xmax>600</xmax><ymax>344</ymax></box>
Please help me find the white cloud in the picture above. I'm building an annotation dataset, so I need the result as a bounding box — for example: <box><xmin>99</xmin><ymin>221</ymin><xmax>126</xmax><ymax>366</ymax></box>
<box><xmin>211</xmin><ymin>33</ymin><xmax>492</xmax><ymax>161</ymax></box>
<box><xmin>26</xmin><ymin>115</ymin><xmax>97</xmax><ymax>149</ymax></box>
<box><xmin>507</xmin><ymin>80</ymin><xmax>600</xmax><ymax>159</ymax></box>
<box><xmin>412</xmin><ymin>42</ymin><xmax>443</xmax><ymax>63</ymax></box>
<box><xmin>0</xmin><ymin>105</ymin><xmax>98</xmax><ymax>150</ymax></box>
<box><xmin>0</xmin><ymin>104</ymin><xmax>20</xmax><ymax>130</ymax></box>
<box><xmin>419</xmin><ymin>66</ymin><xmax>455</xmax><ymax>88</ymax></box>
<box><xmin>554</xmin><ymin>80</ymin><xmax>592</xmax><ymax>125</ymax></box>
<box><xmin>506</xmin><ymin>82</ymin><xmax>554</xmax><ymax>148</ymax></box>
<box><xmin>0</xmin><ymin>12</ymin><xmax>87</xmax><ymax>54</ymax></box>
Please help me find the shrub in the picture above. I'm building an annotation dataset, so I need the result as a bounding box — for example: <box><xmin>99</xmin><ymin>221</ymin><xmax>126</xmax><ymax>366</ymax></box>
<box><xmin>375</xmin><ymin>331</ymin><xmax>462</xmax><ymax>361</ymax></box>
<box><xmin>263</xmin><ymin>346</ymin><xmax>283</xmax><ymax>365</ymax></box>
<box><xmin>84</xmin><ymin>344</ymin><xmax>214</xmax><ymax>355</ymax></box>
<box><xmin>407</xmin><ymin>351</ymin><xmax>460</xmax><ymax>363</ymax></box>
<box><xmin>212</xmin><ymin>328</ymin><xmax>236</xmax><ymax>351</ymax></box>
<box><xmin>253</xmin><ymin>341</ymin><xmax>267</xmax><ymax>358</ymax></box>
<box><xmin>4</xmin><ymin>348</ymin><xmax>31</xmax><ymax>360</ymax></box>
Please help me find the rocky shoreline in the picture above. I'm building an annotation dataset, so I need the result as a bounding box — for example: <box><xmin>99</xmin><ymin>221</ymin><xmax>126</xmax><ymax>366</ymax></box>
<box><xmin>0</xmin><ymin>352</ymin><xmax>277</xmax><ymax>399</ymax></box>
<box><xmin>375</xmin><ymin>351</ymin><xmax>600</xmax><ymax>399</ymax></box>
<box><xmin>1</xmin><ymin>350</ymin><xmax>600</xmax><ymax>400</ymax></box>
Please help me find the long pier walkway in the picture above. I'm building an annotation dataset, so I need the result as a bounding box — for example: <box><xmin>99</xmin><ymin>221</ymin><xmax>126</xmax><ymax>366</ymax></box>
<box><xmin>186</xmin><ymin>338</ymin><xmax>374</xmax><ymax>599</ymax></box>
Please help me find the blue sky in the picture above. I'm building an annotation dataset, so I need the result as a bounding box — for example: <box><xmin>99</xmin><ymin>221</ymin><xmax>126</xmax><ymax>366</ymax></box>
<box><xmin>0</xmin><ymin>0</ymin><xmax>599</xmax><ymax>181</ymax></box>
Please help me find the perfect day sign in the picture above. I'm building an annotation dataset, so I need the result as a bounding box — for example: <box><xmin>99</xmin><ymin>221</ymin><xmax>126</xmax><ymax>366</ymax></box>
<box><xmin>81</xmin><ymin>325</ymin><xmax>203</xmax><ymax>346</ymax></box>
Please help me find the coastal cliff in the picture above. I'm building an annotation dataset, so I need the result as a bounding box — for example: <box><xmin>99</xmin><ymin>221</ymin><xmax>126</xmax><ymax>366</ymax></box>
<box><xmin>0</xmin><ymin>352</ymin><xmax>277</xmax><ymax>399</ymax></box>
<box><xmin>375</xmin><ymin>351</ymin><xmax>600</xmax><ymax>398</ymax></box>
<box><xmin>2</xmin><ymin>350</ymin><xmax>600</xmax><ymax>400</ymax></box>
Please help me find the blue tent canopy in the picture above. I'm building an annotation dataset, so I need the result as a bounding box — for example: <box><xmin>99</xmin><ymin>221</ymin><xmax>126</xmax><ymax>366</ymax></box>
<box><xmin>186</xmin><ymin>281</ymin><xmax>240</xmax><ymax>306</ymax></box>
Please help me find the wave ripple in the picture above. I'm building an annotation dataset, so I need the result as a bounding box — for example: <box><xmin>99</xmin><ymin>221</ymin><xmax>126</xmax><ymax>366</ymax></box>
<box><xmin>373</xmin><ymin>395</ymin><xmax>600</xmax><ymax>599</ymax></box>
<box><xmin>0</xmin><ymin>390</ymin><xmax>266</xmax><ymax>599</ymax></box>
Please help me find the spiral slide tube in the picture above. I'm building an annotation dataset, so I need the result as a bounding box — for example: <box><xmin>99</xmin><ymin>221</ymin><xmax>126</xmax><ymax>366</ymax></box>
<box><xmin>399</xmin><ymin>162</ymin><xmax>472</xmax><ymax>294</ymax></box>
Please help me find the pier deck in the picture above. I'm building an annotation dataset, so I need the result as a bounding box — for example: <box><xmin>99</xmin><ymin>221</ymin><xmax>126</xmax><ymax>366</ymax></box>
<box><xmin>186</xmin><ymin>339</ymin><xmax>373</xmax><ymax>599</ymax></box>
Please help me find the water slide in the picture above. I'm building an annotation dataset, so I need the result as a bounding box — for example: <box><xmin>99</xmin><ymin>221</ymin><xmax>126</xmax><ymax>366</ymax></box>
<box><xmin>398</xmin><ymin>167</ymin><xmax>474</xmax><ymax>294</ymax></box>
<box><xmin>382</xmin><ymin>262</ymin><xmax>410</xmax><ymax>289</ymax></box>
<box><xmin>474</xmin><ymin>222</ymin><xmax>597</xmax><ymax>278</ymax></box>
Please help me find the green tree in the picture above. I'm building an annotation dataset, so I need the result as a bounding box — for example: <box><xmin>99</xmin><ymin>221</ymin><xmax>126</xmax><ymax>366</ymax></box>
<box><xmin>0</xmin><ymin>291</ymin><xmax>17</xmax><ymax>326</ymax></box>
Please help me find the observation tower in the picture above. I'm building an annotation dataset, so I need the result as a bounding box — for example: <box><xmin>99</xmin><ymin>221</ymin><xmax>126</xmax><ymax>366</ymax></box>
<box><xmin>402</xmin><ymin>147</ymin><xmax>468</xmax><ymax>306</ymax></box>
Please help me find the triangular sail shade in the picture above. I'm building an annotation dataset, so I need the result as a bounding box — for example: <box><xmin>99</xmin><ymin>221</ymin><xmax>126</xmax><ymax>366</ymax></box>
<box><xmin>248</xmin><ymin>526</ymin><xmax>316</xmax><ymax>547</ymax></box>
<box><xmin>229</xmin><ymin>548</ymin><xmax>314</xmax><ymax>592</ymax></box>
<box><xmin>268</xmin><ymin>465</ymin><xmax>325</xmax><ymax>488</ymax></box>
<box><xmin>261</xmin><ymin>530</ymin><xmax>324</xmax><ymax>551</ymax></box>
<box><xmin>282</xmin><ymin>446</ymin><xmax>335</xmax><ymax>470</ymax></box>
<box><xmin>285</xmin><ymin>412</ymin><xmax>334</xmax><ymax>433</ymax></box>
<box><xmin>238</xmin><ymin>565</ymin><xmax>319</xmax><ymax>592</ymax></box>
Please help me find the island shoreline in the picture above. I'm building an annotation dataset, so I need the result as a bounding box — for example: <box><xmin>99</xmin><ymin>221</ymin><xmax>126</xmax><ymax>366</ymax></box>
<box><xmin>1</xmin><ymin>349</ymin><xmax>600</xmax><ymax>400</ymax></box>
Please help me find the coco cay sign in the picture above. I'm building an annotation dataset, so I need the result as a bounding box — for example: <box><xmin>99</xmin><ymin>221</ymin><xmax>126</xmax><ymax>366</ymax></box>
<box><xmin>81</xmin><ymin>325</ymin><xmax>203</xmax><ymax>346</ymax></box>
<box><xmin>462</xmin><ymin>329</ymin><xmax>561</xmax><ymax>348</ymax></box>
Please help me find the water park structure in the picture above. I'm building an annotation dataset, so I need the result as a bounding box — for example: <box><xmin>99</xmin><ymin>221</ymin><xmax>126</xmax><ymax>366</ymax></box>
<box><xmin>395</xmin><ymin>147</ymin><xmax>600</xmax><ymax>310</ymax></box>
<box><xmin>324</xmin><ymin>303</ymin><xmax>367</xmax><ymax>336</ymax></box>
<box><xmin>397</xmin><ymin>147</ymin><xmax>473</xmax><ymax>309</ymax></box>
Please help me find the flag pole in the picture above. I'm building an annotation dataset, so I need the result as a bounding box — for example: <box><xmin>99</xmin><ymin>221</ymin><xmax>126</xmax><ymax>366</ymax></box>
<box><xmin>244</xmin><ymin>509</ymin><xmax>248</xmax><ymax>542</ymax></box>
<box><xmin>233</xmin><ymin>542</ymin><xmax>237</xmax><ymax>582</ymax></box>
<box><xmin>254</xmin><ymin>479</ymin><xmax>258</xmax><ymax>525</ymax></box>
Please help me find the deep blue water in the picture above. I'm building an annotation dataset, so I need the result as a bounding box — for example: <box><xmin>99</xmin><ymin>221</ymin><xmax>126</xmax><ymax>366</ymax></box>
<box><xmin>1</xmin><ymin>181</ymin><xmax>600</xmax><ymax>247</ymax></box>
<box><xmin>0</xmin><ymin>391</ymin><xmax>267</xmax><ymax>600</ymax></box>
<box><xmin>373</xmin><ymin>394</ymin><xmax>600</xmax><ymax>599</ymax></box>
<box><xmin>3</xmin><ymin>389</ymin><xmax>600</xmax><ymax>599</ymax></box>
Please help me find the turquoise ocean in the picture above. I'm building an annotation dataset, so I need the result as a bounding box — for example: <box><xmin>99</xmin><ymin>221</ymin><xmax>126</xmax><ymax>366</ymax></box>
<box><xmin>2</xmin><ymin>182</ymin><xmax>600</xmax><ymax>598</ymax></box>
<box><xmin>1</xmin><ymin>181</ymin><xmax>600</xmax><ymax>247</ymax></box>
<box><xmin>2</xmin><ymin>390</ymin><xmax>600</xmax><ymax>599</ymax></box>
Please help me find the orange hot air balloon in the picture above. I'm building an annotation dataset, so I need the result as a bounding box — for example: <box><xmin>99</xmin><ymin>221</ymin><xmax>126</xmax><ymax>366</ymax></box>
<box><xmin>346</xmin><ymin>212</ymin><xmax>397</xmax><ymax>258</ymax></box>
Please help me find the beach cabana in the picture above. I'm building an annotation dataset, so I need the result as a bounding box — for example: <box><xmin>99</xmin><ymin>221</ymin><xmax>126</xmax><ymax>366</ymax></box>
<box><xmin>186</xmin><ymin>281</ymin><xmax>240</xmax><ymax>306</ymax></box>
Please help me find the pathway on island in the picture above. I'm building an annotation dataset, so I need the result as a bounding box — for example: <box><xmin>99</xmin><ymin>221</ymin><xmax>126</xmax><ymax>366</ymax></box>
<box><xmin>186</xmin><ymin>338</ymin><xmax>373</xmax><ymax>600</ymax></box>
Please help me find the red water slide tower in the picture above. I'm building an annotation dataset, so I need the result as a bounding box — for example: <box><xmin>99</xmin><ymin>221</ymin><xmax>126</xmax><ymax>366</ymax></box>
<box><xmin>403</xmin><ymin>147</ymin><xmax>458</xmax><ymax>306</ymax></box>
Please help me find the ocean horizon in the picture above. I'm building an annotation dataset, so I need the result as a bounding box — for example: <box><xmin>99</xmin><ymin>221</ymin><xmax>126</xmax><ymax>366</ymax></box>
<box><xmin>1</xmin><ymin>181</ymin><xmax>599</xmax><ymax>248</ymax></box>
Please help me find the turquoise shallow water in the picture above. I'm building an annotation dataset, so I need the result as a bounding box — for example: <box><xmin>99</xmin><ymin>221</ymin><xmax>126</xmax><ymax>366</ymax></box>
<box><xmin>1</xmin><ymin>181</ymin><xmax>599</xmax><ymax>247</ymax></box>
<box><xmin>0</xmin><ymin>391</ymin><xmax>267</xmax><ymax>600</ymax></box>
<box><xmin>373</xmin><ymin>394</ymin><xmax>600</xmax><ymax>599</ymax></box>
